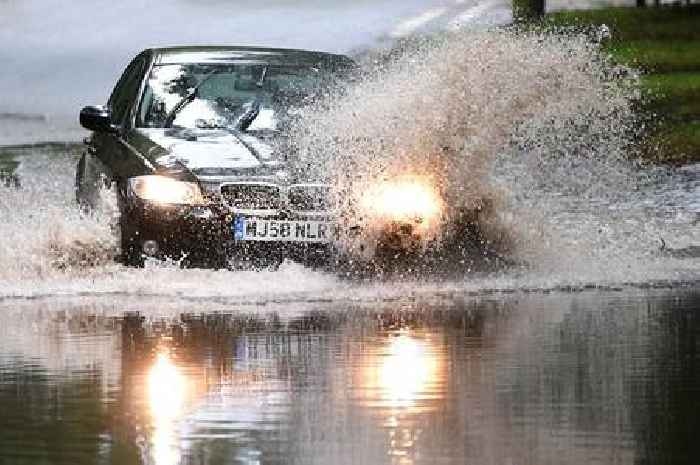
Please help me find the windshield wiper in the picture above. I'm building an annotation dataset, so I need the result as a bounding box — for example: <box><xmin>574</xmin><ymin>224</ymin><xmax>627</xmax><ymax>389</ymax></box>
<box><xmin>235</xmin><ymin>66</ymin><xmax>267</xmax><ymax>132</ymax></box>
<box><xmin>164</xmin><ymin>68</ymin><xmax>222</xmax><ymax>128</ymax></box>
<box><xmin>236</xmin><ymin>66</ymin><xmax>267</xmax><ymax>132</ymax></box>
<box><xmin>233</xmin><ymin>100</ymin><xmax>261</xmax><ymax>132</ymax></box>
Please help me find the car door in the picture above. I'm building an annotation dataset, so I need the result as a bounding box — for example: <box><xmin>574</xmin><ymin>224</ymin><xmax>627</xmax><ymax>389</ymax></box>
<box><xmin>92</xmin><ymin>54</ymin><xmax>152</xmax><ymax>182</ymax></box>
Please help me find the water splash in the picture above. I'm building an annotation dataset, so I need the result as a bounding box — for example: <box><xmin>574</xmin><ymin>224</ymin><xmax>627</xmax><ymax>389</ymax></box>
<box><xmin>0</xmin><ymin>148</ymin><xmax>118</xmax><ymax>281</ymax></box>
<box><xmin>292</xmin><ymin>28</ymin><xmax>697</xmax><ymax>279</ymax></box>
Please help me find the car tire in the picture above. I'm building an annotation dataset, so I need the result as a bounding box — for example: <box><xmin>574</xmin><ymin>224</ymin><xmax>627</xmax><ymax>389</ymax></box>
<box><xmin>116</xmin><ymin>183</ymin><xmax>145</xmax><ymax>268</ymax></box>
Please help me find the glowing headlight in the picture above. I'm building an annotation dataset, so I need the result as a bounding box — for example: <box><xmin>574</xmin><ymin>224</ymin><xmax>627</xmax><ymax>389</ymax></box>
<box><xmin>360</xmin><ymin>177</ymin><xmax>443</xmax><ymax>222</ymax></box>
<box><xmin>128</xmin><ymin>175</ymin><xmax>205</xmax><ymax>205</ymax></box>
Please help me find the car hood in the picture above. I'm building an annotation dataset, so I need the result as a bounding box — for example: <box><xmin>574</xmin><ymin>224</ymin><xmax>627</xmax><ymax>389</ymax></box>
<box><xmin>137</xmin><ymin>128</ymin><xmax>285</xmax><ymax>178</ymax></box>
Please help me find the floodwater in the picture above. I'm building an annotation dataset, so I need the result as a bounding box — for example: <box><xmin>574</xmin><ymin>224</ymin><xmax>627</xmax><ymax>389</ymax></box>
<box><xmin>0</xmin><ymin>289</ymin><xmax>698</xmax><ymax>465</ymax></box>
<box><xmin>1</xmin><ymin>1</ymin><xmax>699</xmax><ymax>464</ymax></box>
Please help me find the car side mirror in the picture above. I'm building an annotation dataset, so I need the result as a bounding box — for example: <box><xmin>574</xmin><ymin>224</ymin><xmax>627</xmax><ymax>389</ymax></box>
<box><xmin>80</xmin><ymin>105</ymin><xmax>117</xmax><ymax>133</ymax></box>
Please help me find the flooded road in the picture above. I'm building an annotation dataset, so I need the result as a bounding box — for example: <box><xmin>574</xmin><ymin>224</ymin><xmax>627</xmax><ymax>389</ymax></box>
<box><xmin>2</xmin><ymin>2</ymin><xmax>699</xmax><ymax>463</ymax></box>
<box><xmin>1</xmin><ymin>289</ymin><xmax>698</xmax><ymax>464</ymax></box>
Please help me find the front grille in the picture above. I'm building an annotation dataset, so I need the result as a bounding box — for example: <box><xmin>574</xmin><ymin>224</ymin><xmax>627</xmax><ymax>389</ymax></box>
<box><xmin>288</xmin><ymin>184</ymin><xmax>331</xmax><ymax>212</ymax></box>
<box><xmin>221</xmin><ymin>183</ymin><xmax>280</xmax><ymax>210</ymax></box>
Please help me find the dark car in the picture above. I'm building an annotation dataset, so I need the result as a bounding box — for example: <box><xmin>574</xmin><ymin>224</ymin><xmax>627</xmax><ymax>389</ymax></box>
<box><xmin>78</xmin><ymin>46</ymin><xmax>492</xmax><ymax>272</ymax></box>
<box><xmin>77</xmin><ymin>46</ymin><xmax>360</xmax><ymax>268</ymax></box>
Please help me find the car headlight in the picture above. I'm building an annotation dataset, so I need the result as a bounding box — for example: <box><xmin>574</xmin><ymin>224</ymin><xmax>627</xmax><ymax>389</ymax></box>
<box><xmin>359</xmin><ymin>177</ymin><xmax>443</xmax><ymax>223</ymax></box>
<box><xmin>128</xmin><ymin>175</ymin><xmax>205</xmax><ymax>205</ymax></box>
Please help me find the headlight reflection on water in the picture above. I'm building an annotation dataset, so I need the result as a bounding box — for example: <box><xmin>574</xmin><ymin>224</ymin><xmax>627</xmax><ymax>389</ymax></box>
<box><xmin>354</xmin><ymin>331</ymin><xmax>445</xmax><ymax>465</ymax></box>
<box><xmin>364</xmin><ymin>332</ymin><xmax>443</xmax><ymax>410</ymax></box>
<box><xmin>147</xmin><ymin>351</ymin><xmax>186</xmax><ymax>465</ymax></box>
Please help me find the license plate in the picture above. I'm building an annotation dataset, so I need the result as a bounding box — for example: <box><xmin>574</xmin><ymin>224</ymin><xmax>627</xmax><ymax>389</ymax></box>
<box><xmin>232</xmin><ymin>217</ymin><xmax>331</xmax><ymax>243</ymax></box>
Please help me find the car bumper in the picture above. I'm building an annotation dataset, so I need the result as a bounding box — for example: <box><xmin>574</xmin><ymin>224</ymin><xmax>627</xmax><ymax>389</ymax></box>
<box><xmin>122</xmin><ymin>200</ymin><xmax>335</xmax><ymax>266</ymax></box>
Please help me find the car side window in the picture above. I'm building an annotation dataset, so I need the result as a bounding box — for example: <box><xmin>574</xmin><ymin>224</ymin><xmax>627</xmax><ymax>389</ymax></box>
<box><xmin>108</xmin><ymin>57</ymin><xmax>146</xmax><ymax>127</ymax></box>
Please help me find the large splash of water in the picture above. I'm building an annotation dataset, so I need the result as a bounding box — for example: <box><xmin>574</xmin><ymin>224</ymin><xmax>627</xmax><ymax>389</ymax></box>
<box><xmin>292</xmin><ymin>28</ymin><xmax>698</xmax><ymax>279</ymax></box>
<box><xmin>0</xmin><ymin>28</ymin><xmax>697</xmax><ymax>300</ymax></box>
<box><xmin>0</xmin><ymin>149</ymin><xmax>117</xmax><ymax>281</ymax></box>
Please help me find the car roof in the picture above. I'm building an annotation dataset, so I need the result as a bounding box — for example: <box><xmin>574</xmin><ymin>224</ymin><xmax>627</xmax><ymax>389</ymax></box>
<box><xmin>147</xmin><ymin>46</ymin><xmax>355</xmax><ymax>68</ymax></box>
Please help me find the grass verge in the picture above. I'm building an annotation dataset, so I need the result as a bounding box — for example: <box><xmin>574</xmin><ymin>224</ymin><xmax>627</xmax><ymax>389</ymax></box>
<box><xmin>546</xmin><ymin>5</ymin><xmax>700</xmax><ymax>164</ymax></box>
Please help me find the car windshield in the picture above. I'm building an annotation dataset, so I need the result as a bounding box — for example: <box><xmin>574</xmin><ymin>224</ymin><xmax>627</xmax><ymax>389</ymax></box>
<box><xmin>137</xmin><ymin>63</ymin><xmax>338</xmax><ymax>131</ymax></box>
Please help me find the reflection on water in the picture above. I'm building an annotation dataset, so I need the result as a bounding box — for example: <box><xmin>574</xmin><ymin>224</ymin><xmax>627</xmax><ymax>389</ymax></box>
<box><xmin>356</xmin><ymin>330</ymin><xmax>446</xmax><ymax>465</ymax></box>
<box><xmin>148</xmin><ymin>351</ymin><xmax>186</xmax><ymax>465</ymax></box>
<box><xmin>376</xmin><ymin>333</ymin><xmax>441</xmax><ymax>409</ymax></box>
<box><xmin>0</xmin><ymin>289</ymin><xmax>699</xmax><ymax>464</ymax></box>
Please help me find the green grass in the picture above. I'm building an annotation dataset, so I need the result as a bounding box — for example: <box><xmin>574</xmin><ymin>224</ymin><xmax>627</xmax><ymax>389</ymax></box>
<box><xmin>642</xmin><ymin>72</ymin><xmax>700</xmax><ymax>121</ymax></box>
<box><xmin>608</xmin><ymin>40</ymin><xmax>700</xmax><ymax>73</ymax></box>
<box><xmin>644</xmin><ymin>72</ymin><xmax>700</xmax><ymax>99</ymax></box>
<box><xmin>645</xmin><ymin>121</ymin><xmax>700</xmax><ymax>164</ymax></box>
<box><xmin>547</xmin><ymin>5</ymin><xmax>700</xmax><ymax>42</ymax></box>
<box><xmin>545</xmin><ymin>5</ymin><xmax>700</xmax><ymax>164</ymax></box>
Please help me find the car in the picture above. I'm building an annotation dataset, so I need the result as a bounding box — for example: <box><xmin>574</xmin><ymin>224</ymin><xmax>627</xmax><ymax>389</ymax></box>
<box><xmin>77</xmin><ymin>46</ymin><xmax>497</xmax><ymax>272</ymax></box>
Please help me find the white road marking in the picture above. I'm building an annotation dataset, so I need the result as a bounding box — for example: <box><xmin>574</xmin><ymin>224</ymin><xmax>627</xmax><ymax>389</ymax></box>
<box><xmin>389</xmin><ymin>7</ymin><xmax>449</xmax><ymax>38</ymax></box>
<box><xmin>447</xmin><ymin>2</ymin><xmax>496</xmax><ymax>31</ymax></box>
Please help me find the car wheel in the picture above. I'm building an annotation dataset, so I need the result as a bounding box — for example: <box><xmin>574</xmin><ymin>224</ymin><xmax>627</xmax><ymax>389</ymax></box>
<box><xmin>75</xmin><ymin>152</ymin><xmax>108</xmax><ymax>212</ymax></box>
<box><xmin>116</xmin><ymin>184</ymin><xmax>144</xmax><ymax>268</ymax></box>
